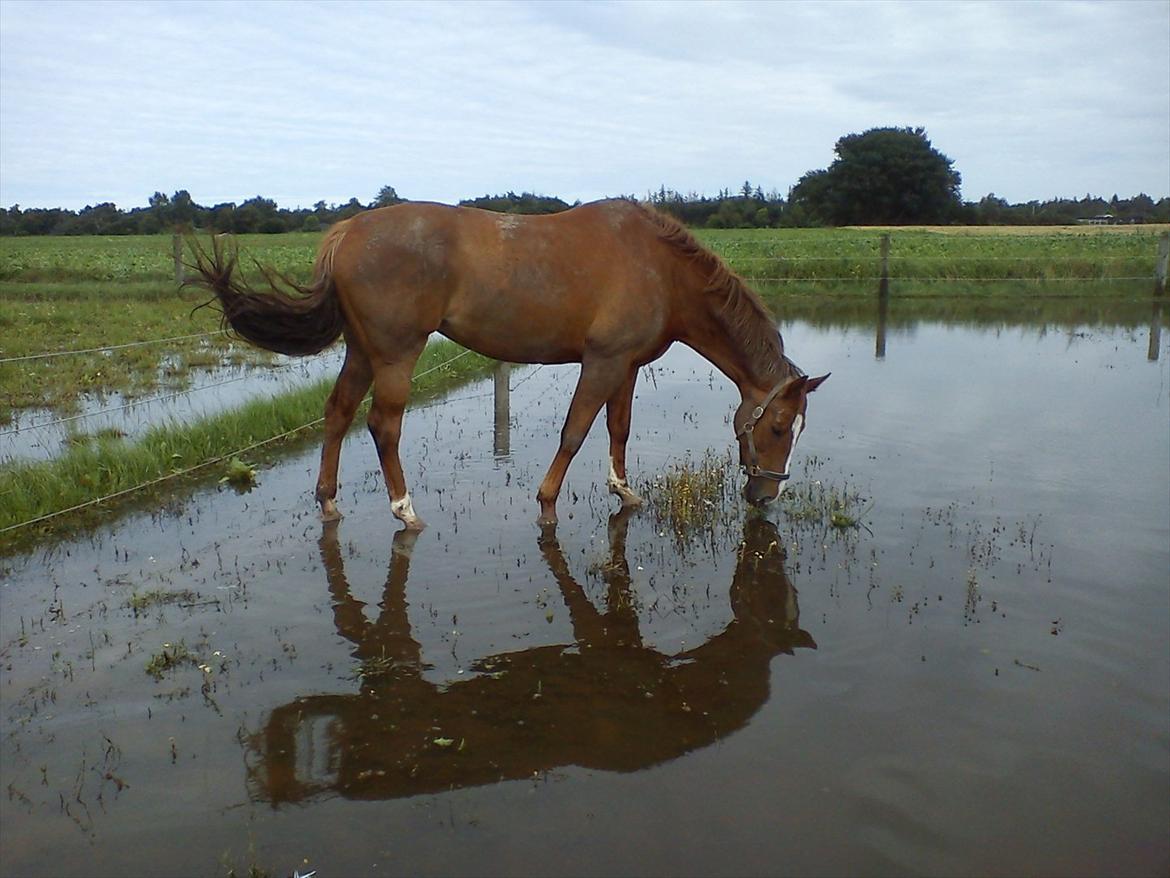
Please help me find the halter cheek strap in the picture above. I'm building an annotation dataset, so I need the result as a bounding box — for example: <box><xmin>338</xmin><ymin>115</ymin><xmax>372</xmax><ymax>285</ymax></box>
<box><xmin>736</xmin><ymin>380</ymin><xmax>792</xmax><ymax>482</ymax></box>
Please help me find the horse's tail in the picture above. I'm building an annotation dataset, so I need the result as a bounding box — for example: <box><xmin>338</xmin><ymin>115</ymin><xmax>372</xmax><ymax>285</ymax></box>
<box><xmin>185</xmin><ymin>220</ymin><xmax>351</xmax><ymax>357</ymax></box>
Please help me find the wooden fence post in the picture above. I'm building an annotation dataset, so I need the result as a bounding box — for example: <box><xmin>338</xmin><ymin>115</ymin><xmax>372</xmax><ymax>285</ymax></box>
<box><xmin>1154</xmin><ymin>232</ymin><xmax>1169</xmax><ymax>297</ymax></box>
<box><xmin>493</xmin><ymin>361</ymin><xmax>511</xmax><ymax>456</ymax></box>
<box><xmin>172</xmin><ymin>230</ymin><xmax>185</xmax><ymax>284</ymax></box>
<box><xmin>878</xmin><ymin>233</ymin><xmax>891</xmax><ymax>299</ymax></box>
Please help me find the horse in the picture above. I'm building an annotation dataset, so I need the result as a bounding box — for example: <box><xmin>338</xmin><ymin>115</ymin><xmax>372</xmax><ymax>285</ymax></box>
<box><xmin>188</xmin><ymin>199</ymin><xmax>828</xmax><ymax>530</ymax></box>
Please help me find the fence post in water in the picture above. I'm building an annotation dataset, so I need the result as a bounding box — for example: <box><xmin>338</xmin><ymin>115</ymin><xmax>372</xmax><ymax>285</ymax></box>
<box><xmin>1155</xmin><ymin>232</ymin><xmax>1169</xmax><ymax>297</ymax></box>
<box><xmin>493</xmin><ymin>361</ymin><xmax>511</xmax><ymax>456</ymax></box>
<box><xmin>875</xmin><ymin>294</ymin><xmax>888</xmax><ymax>360</ymax></box>
<box><xmin>172</xmin><ymin>231</ymin><xmax>185</xmax><ymax>284</ymax></box>
<box><xmin>878</xmin><ymin>233</ymin><xmax>891</xmax><ymax>300</ymax></box>
<box><xmin>1149</xmin><ymin>301</ymin><xmax>1163</xmax><ymax>362</ymax></box>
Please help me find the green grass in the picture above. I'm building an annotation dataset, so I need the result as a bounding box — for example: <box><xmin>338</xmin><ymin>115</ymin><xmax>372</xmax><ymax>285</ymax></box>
<box><xmin>640</xmin><ymin>449</ymin><xmax>740</xmax><ymax>552</ymax></box>
<box><xmin>0</xmin><ymin>340</ymin><xmax>494</xmax><ymax>552</ymax></box>
<box><xmin>0</xmin><ymin>292</ymin><xmax>259</xmax><ymax>420</ymax></box>
<box><xmin>2</xmin><ymin>225</ymin><xmax>1164</xmax><ymax>418</ymax></box>
<box><xmin>697</xmin><ymin>225</ymin><xmax>1167</xmax><ymax>295</ymax></box>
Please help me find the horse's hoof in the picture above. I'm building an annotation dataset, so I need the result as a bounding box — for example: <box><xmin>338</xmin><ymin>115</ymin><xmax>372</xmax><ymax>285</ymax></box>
<box><xmin>391</xmin><ymin>493</ymin><xmax>424</xmax><ymax>531</ymax></box>
<box><xmin>607</xmin><ymin>479</ymin><xmax>644</xmax><ymax>509</ymax></box>
<box><xmin>319</xmin><ymin>500</ymin><xmax>343</xmax><ymax>522</ymax></box>
<box><xmin>537</xmin><ymin>502</ymin><xmax>558</xmax><ymax>525</ymax></box>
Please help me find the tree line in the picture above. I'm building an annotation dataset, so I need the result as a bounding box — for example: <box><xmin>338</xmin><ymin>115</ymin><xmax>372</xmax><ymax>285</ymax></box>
<box><xmin>2</xmin><ymin>129</ymin><xmax>1166</xmax><ymax>235</ymax></box>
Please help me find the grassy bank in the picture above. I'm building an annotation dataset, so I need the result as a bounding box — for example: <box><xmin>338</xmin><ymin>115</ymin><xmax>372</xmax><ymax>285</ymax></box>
<box><xmin>0</xmin><ymin>340</ymin><xmax>494</xmax><ymax>552</ymax></box>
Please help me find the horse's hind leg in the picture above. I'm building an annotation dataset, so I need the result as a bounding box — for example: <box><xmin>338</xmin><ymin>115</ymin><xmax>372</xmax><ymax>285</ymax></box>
<box><xmin>315</xmin><ymin>343</ymin><xmax>373</xmax><ymax>522</ymax></box>
<box><xmin>605</xmin><ymin>365</ymin><xmax>644</xmax><ymax>508</ymax></box>
<box><xmin>367</xmin><ymin>341</ymin><xmax>427</xmax><ymax>530</ymax></box>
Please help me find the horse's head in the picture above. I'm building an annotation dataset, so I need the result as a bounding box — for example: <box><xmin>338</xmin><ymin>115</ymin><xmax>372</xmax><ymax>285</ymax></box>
<box><xmin>735</xmin><ymin>373</ymin><xmax>829</xmax><ymax>506</ymax></box>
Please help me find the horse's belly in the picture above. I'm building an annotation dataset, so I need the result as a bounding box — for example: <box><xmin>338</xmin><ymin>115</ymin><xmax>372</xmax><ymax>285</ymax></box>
<box><xmin>438</xmin><ymin>313</ymin><xmax>584</xmax><ymax>365</ymax></box>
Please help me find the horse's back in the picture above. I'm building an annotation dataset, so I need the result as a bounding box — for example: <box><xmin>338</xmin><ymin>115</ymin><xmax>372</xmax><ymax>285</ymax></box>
<box><xmin>332</xmin><ymin>200</ymin><xmax>674</xmax><ymax>364</ymax></box>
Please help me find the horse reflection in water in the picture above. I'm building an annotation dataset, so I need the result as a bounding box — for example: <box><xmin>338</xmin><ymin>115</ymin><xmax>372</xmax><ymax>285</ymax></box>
<box><xmin>246</xmin><ymin>513</ymin><xmax>814</xmax><ymax>804</ymax></box>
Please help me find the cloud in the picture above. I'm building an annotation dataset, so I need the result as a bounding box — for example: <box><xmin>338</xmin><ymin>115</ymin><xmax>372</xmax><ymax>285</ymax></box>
<box><xmin>1</xmin><ymin>0</ymin><xmax>1166</xmax><ymax>210</ymax></box>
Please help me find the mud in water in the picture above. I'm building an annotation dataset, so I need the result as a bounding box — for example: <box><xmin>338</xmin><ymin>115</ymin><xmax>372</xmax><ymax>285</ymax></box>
<box><xmin>1</xmin><ymin>305</ymin><xmax>1168</xmax><ymax>877</ymax></box>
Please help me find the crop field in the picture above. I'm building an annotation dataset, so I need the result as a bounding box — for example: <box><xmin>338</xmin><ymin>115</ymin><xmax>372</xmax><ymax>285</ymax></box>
<box><xmin>697</xmin><ymin>224</ymin><xmax>1167</xmax><ymax>293</ymax></box>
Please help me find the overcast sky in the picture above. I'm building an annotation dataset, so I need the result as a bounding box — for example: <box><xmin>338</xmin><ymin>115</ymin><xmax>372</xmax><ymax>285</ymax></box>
<box><xmin>1</xmin><ymin>0</ymin><xmax>1167</xmax><ymax>211</ymax></box>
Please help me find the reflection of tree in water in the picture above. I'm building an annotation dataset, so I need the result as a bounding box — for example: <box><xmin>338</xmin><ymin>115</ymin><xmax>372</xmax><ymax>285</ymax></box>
<box><xmin>246</xmin><ymin>511</ymin><xmax>815</xmax><ymax>805</ymax></box>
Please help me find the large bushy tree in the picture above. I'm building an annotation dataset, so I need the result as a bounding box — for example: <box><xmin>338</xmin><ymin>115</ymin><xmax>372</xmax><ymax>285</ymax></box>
<box><xmin>790</xmin><ymin>127</ymin><xmax>962</xmax><ymax>225</ymax></box>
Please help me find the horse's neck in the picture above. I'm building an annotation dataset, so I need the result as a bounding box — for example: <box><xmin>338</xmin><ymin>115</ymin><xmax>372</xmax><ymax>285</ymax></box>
<box><xmin>677</xmin><ymin>297</ymin><xmax>778</xmax><ymax>395</ymax></box>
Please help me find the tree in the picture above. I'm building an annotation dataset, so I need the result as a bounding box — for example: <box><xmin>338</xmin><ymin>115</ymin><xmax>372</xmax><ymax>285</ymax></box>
<box><xmin>790</xmin><ymin>127</ymin><xmax>961</xmax><ymax>225</ymax></box>
<box><xmin>374</xmin><ymin>185</ymin><xmax>402</xmax><ymax>208</ymax></box>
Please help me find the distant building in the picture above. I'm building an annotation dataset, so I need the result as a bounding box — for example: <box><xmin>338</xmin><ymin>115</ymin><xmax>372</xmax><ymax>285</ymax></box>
<box><xmin>1076</xmin><ymin>214</ymin><xmax>1115</xmax><ymax>225</ymax></box>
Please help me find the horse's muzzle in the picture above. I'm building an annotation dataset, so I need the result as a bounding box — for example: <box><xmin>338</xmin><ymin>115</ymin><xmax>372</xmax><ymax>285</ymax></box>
<box><xmin>743</xmin><ymin>473</ymin><xmax>785</xmax><ymax>507</ymax></box>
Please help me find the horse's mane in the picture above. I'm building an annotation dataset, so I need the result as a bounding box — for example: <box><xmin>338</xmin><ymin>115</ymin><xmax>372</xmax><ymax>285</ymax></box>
<box><xmin>633</xmin><ymin>201</ymin><xmax>794</xmax><ymax>382</ymax></box>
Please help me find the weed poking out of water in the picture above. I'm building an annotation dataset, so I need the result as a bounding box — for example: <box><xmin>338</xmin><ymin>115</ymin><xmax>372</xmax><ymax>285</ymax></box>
<box><xmin>125</xmin><ymin>588</ymin><xmax>199</xmax><ymax>616</ymax></box>
<box><xmin>220</xmin><ymin>457</ymin><xmax>258</xmax><ymax>491</ymax></box>
<box><xmin>780</xmin><ymin>478</ymin><xmax>871</xmax><ymax>534</ymax></box>
<box><xmin>145</xmin><ymin>641</ymin><xmax>198</xmax><ymax>679</ymax></box>
<box><xmin>641</xmin><ymin>450</ymin><xmax>738</xmax><ymax>551</ymax></box>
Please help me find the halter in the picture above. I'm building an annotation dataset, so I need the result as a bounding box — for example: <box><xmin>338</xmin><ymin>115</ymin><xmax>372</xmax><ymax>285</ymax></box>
<box><xmin>736</xmin><ymin>380</ymin><xmax>792</xmax><ymax>482</ymax></box>
<box><xmin>736</xmin><ymin>358</ymin><xmax>807</xmax><ymax>482</ymax></box>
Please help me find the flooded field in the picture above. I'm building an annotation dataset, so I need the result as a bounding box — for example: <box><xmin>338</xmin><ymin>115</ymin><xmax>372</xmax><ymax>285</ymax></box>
<box><xmin>1</xmin><ymin>303</ymin><xmax>1167</xmax><ymax>877</ymax></box>
<box><xmin>1</xmin><ymin>349</ymin><xmax>346</xmax><ymax>464</ymax></box>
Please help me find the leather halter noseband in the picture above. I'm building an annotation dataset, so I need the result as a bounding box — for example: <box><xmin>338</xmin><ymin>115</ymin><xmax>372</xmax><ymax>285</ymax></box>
<box><xmin>736</xmin><ymin>377</ymin><xmax>797</xmax><ymax>482</ymax></box>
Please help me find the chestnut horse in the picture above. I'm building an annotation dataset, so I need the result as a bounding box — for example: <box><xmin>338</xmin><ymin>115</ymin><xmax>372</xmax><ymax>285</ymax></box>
<box><xmin>189</xmin><ymin>199</ymin><xmax>827</xmax><ymax>530</ymax></box>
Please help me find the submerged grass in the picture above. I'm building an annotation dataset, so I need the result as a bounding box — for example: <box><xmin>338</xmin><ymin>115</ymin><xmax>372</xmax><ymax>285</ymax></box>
<box><xmin>779</xmin><ymin>475</ymin><xmax>872</xmax><ymax>536</ymax></box>
<box><xmin>0</xmin><ymin>340</ymin><xmax>494</xmax><ymax>551</ymax></box>
<box><xmin>641</xmin><ymin>449</ymin><xmax>739</xmax><ymax>551</ymax></box>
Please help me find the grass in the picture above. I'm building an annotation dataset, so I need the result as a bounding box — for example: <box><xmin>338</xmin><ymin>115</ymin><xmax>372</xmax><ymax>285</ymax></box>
<box><xmin>641</xmin><ymin>449</ymin><xmax>739</xmax><ymax>551</ymax></box>
<box><xmin>0</xmin><ymin>339</ymin><xmax>495</xmax><ymax>552</ymax></box>
<box><xmin>126</xmin><ymin>588</ymin><xmax>200</xmax><ymax>614</ymax></box>
<box><xmin>698</xmin><ymin>224</ymin><xmax>1168</xmax><ymax>296</ymax></box>
<box><xmin>778</xmin><ymin>476</ymin><xmax>872</xmax><ymax>535</ymax></box>
<box><xmin>1</xmin><ymin>225</ymin><xmax>1165</xmax><ymax>418</ymax></box>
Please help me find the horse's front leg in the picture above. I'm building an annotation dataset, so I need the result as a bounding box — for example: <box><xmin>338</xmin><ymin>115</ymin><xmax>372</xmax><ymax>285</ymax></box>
<box><xmin>536</xmin><ymin>357</ymin><xmax>625</xmax><ymax>525</ymax></box>
<box><xmin>368</xmin><ymin>351</ymin><xmax>425</xmax><ymax>531</ymax></box>
<box><xmin>605</xmin><ymin>366</ymin><xmax>644</xmax><ymax>509</ymax></box>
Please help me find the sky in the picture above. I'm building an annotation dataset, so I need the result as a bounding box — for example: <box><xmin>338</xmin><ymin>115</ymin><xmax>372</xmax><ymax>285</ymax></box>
<box><xmin>0</xmin><ymin>0</ymin><xmax>1167</xmax><ymax>212</ymax></box>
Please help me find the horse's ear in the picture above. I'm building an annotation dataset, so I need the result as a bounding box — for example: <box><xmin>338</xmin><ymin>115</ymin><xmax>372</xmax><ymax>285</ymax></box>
<box><xmin>780</xmin><ymin>375</ymin><xmax>809</xmax><ymax>398</ymax></box>
<box><xmin>805</xmin><ymin>373</ymin><xmax>830</xmax><ymax>393</ymax></box>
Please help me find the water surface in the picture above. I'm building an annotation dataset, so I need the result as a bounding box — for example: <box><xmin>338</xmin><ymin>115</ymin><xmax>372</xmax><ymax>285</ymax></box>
<box><xmin>1</xmin><ymin>300</ymin><xmax>1167</xmax><ymax>877</ymax></box>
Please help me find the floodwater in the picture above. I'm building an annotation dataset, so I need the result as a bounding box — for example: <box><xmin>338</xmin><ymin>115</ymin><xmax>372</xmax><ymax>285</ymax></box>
<box><xmin>1</xmin><ymin>349</ymin><xmax>346</xmax><ymax>463</ymax></box>
<box><xmin>1</xmin><ymin>301</ymin><xmax>1168</xmax><ymax>877</ymax></box>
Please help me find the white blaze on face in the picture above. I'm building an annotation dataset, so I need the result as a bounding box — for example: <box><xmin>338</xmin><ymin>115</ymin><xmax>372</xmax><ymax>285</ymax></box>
<box><xmin>778</xmin><ymin>413</ymin><xmax>805</xmax><ymax>491</ymax></box>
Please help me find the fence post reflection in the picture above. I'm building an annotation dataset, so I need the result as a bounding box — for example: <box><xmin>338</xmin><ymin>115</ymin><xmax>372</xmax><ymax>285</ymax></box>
<box><xmin>1149</xmin><ymin>301</ymin><xmax>1163</xmax><ymax>362</ymax></box>
<box><xmin>493</xmin><ymin>361</ymin><xmax>511</xmax><ymax>456</ymax></box>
